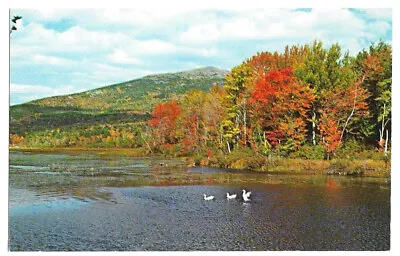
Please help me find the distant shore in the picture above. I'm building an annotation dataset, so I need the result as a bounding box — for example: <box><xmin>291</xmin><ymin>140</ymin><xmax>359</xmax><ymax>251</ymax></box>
<box><xmin>10</xmin><ymin>147</ymin><xmax>390</xmax><ymax>179</ymax></box>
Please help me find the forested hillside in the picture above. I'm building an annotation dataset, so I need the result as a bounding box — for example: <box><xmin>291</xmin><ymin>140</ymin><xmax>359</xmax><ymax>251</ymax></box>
<box><xmin>9</xmin><ymin>67</ymin><xmax>228</xmax><ymax>147</ymax></box>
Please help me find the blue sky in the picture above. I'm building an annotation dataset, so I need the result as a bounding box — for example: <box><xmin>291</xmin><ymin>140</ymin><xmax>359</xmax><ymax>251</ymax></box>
<box><xmin>9</xmin><ymin>7</ymin><xmax>392</xmax><ymax>105</ymax></box>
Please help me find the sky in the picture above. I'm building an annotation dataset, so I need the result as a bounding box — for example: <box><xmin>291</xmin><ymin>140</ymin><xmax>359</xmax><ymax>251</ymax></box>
<box><xmin>9</xmin><ymin>7</ymin><xmax>392</xmax><ymax>106</ymax></box>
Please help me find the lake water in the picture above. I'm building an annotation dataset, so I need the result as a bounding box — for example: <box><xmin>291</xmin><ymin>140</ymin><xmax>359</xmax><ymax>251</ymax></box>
<box><xmin>8</xmin><ymin>151</ymin><xmax>390</xmax><ymax>251</ymax></box>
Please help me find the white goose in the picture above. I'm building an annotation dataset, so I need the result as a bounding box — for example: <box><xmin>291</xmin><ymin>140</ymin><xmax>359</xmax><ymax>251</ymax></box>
<box><xmin>242</xmin><ymin>189</ymin><xmax>252</xmax><ymax>202</ymax></box>
<box><xmin>226</xmin><ymin>193</ymin><xmax>237</xmax><ymax>199</ymax></box>
<box><xmin>203</xmin><ymin>194</ymin><xmax>215</xmax><ymax>201</ymax></box>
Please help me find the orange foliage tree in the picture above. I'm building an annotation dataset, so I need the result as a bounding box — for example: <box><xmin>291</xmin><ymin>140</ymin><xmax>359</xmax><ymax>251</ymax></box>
<box><xmin>250</xmin><ymin>68</ymin><xmax>314</xmax><ymax>153</ymax></box>
<box><xmin>318</xmin><ymin>77</ymin><xmax>370</xmax><ymax>157</ymax></box>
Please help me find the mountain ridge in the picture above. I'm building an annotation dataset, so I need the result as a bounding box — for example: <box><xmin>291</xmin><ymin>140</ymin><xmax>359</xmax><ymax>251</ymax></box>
<box><xmin>145</xmin><ymin>66</ymin><xmax>229</xmax><ymax>79</ymax></box>
<box><xmin>10</xmin><ymin>66</ymin><xmax>229</xmax><ymax>135</ymax></box>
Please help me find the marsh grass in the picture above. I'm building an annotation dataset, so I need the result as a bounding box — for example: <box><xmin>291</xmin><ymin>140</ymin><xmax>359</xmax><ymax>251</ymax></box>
<box><xmin>11</xmin><ymin>147</ymin><xmax>390</xmax><ymax>178</ymax></box>
<box><xmin>192</xmin><ymin>153</ymin><xmax>389</xmax><ymax>178</ymax></box>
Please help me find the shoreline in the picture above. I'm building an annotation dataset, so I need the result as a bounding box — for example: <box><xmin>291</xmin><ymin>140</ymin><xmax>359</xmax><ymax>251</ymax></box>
<box><xmin>9</xmin><ymin>147</ymin><xmax>391</xmax><ymax>179</ymax></box>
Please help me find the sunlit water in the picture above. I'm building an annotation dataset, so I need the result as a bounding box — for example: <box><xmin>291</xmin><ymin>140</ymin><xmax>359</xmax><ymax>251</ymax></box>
<box><xmin>9</xmin><ymin>151</ymin><xmax>390</xmax><ymax>251</ymax></box>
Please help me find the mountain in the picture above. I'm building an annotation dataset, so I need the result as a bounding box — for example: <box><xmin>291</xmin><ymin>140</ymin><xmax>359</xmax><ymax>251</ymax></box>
<box><xmin>10</xmin><ymin>66</ymin><xmax>229</xmax><ymax>136</ymax></box>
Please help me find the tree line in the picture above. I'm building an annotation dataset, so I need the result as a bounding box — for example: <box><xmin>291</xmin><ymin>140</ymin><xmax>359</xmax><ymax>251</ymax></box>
<box><xmin>146</xmin><ymin>40</ymin><xmax>391</xmax><ymax>159</ymax></box>
<box><xmin>10</xmin><ymin>40</ymin><xmax>391</xmax><ymax>161</ymax></box>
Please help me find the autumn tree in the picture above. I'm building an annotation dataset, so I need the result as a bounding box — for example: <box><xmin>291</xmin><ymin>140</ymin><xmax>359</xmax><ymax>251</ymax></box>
<box><xmin>317</xmin><ymin>77</ymin><xmax>370</xmax><ymax>158</ymax></box>
<box><xmin>356</xmin><ymin>41</ymin><xmax>392</xmax><ymax>154</ymax></box>
<box><xmin>250</xmin><ymin>68</ymin><xmax>314</xmax><ymax>154</ymax></box>
<box><xmin>294</xmin><ymin>40</ymin><xmax>330</xmax><ymax>146</ymax></box>
<box><xmin>178</xmin><ymin>90</ymin><xmax>207</xmax><ymax>154</ymax></box>
<box><xmin>148</xmin><ymin>101</ymin><xmax>181</xmax><ymax>150</ymax></box>
<box><xmin>222</xmin><ymin>63</ymin><xmax>253</xmax><ymax>153</ymax></box>
<box><xmin>292</xmin><ymin>41</ymin><xmax>372</xmax><ymax>158</ymax></box>
<box><xmin>247</xmin><ymin>44</ymin><xmax>311</xmax><ymax>74</ymax></box>
<box><xmin>202</xmin><ymin>84</ymin><xmax>225</xmax><ymax>150</ymax></box>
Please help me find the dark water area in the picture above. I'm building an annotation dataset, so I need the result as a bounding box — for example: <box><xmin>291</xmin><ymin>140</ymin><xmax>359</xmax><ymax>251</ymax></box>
<box><xmin>8</xmin><ymin>151</ymin><xmax>390</xmax><ymax>251</ymax></box>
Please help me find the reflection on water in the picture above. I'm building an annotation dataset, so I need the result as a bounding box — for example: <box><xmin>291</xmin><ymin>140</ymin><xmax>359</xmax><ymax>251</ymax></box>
<box><xmin>10</xmin><ymin>165</ymin><xmax>50</xmax><ymax>171</ymax></box>
<box><xmin>8</xmin><ymin>151</ymin><xmax>390</xmax><ymax>251</ymax></box>
<box><xmin>9</xmin><ymin>197</ymin><xmax>89</xmax><ymax>216</ymax></box>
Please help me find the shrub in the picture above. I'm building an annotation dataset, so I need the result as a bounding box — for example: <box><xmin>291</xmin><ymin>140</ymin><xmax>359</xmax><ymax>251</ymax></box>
<box><xmin>246</xmin><ymin>156</ymin><xmax>266</xmax><ymax>170</ymax></box>
<box><xmin>289</xmin><ymin>144</ymin><xmax>325</xmax><ymax>160</ymax></box>
<box><xmin>192</xmin><ymin>155</ymin><xmax>203</xmax><ymax>166</ymax></box>
<box><xmin>336</xmin><ymin>139</ymin><xmax>364</xmax><ymax>159</ymax></box>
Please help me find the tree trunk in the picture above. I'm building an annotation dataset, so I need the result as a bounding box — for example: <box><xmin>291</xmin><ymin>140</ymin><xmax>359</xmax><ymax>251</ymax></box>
<box><xmin>263</xmin><ymin>131</ymin><xmax>267</xmax><ymax>149</ymax></box>
<box><xmin>379</xmin><ymin>104</ymin><xmax>386</xmax><ymax>143</ymax></box>
<box><xmin>341</xmin><ymin>88</ymin><xmax>357</xmax><ymax>141</ymax></box>
<box><xmin>227</xmin><ymin>141</ymin><xmax>231</xmax><ymax>154</ymax></box>
<box><xmin>243</xmin><ymin>98</ymin><xmax>247</xmax><ymax>146</ymax></box>
<box><xmin>341</xmin><ymin>75</ymin><xmax>365</xmax><ymax>141</ymax></box>
<box><xmin>385</xmin><ymin>129</ymin><xmax>388</xmax><ymax>156</ymax></box>
<box><xmin>140</xmin><ymin>131</ymin><xmax>153</xmax><ymax>154</ymax></box>
<box><xmin>312</xmin><ymin>110</ymin><xmax>316</xmax><ymax>146</ymax></box>
<box><xmin>379</xmin><ymin>103</ymin><xmax>390</xmax><ymax>152</ymax></box>
<box><xmin>235</xmin><ymin>114</ymin><xmax>240</xmax><ymax>148</ymax></box>
<box><xmin>196</xmin><ymin>115</ymin><xmax>199</xmax><ymax>154</ymax></box>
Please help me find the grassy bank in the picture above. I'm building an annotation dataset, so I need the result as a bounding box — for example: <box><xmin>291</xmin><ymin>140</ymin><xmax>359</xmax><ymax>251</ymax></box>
<box><xmin>187</xmin><ymin>154</ymin><xmax>391</xmax><ymax>178</ymax></box>
<box><xmin>9</xmin><ymin>146</ymin><xmax>149</xmax><ymax>157</ymax></box>
<box><xmin>10</xmin><ymin>147</ymin><xmax>390</xmax><ymax>178</ymax></box>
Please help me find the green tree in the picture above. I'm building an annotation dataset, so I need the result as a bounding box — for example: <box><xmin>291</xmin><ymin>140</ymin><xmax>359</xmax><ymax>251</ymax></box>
<box><xmin>222</xmin><ymin>63</ymin><xmax>253</xmax><ymax>153</ymax></box>
<box><xmin>294</xmin><ymin>40</ymin><xmax>329</xmax><ymax>145</ymax></box>
<box><xmin>356</xmin><ymin>41</ymin><xmax>392</xmax><ymax>153</ymax></box>
<box><xmin>178</xmin><ymin>90</ymin><xmax>207</xmax><ymax>154</ymax></box>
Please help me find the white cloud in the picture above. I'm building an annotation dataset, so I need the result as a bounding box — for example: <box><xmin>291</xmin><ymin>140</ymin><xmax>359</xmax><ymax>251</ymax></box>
<box><xmin>10</xmin><ymin>82</ymin><xmax>89</xmax><ymax>105</ymax></box>
<box><xmin>365</xmin><ymin>20</ymin><xmax>391</xmax><ymax>38</ymax></box>
<box><xmin>177</xmin><ymin>10</ymin><xmax>284</xmax><ymax>43</ymax></box>
<box><xmin>133</xmin><ymin>40</ymin><xmax>178</xmax><ymax>55</ymax></box>
<box><xmin>183</xmin><ymin>46</ymin><xmax>219</xmax><ymax>57</ymax></box>
<box><xmin>90</xmin><ymin>63</ymin><xmax>155</xmax><ymax>84</ymax></box>
<box><xmin>58</xmin><ymin>25</ymin><xmax>129</xmax><ymax>49</ymax></box>
<box><xmin>23</xmin><ymin>9</ymin><xmax>82</xmax><ymax>21</ymax></box>
<box><xmin>180</xmin><ymin>23</ymin><xmax>221</xmax><ymax>43</ymax></box>
<box><xmin>103</xmin><ymin>8</ymin><xmax>206</xmax><ymax>23</ymax></box>
<box><xmin>10</xmin><ymin>83</ymin><xmax>82</xmax><ymax>103</ymax></box>
<box><xmin>14</xmin><ymin>8</ymin><xmax>382</xmax><ymax>61</ymax></box>
<box><xmin>11</xmin><ymin>22</ymin><xmax>181</xmax><ymax>57</ymax></box>
<box><xmin>359</xmin><ymin>8</ymin><xmax>392</xmax><ymax>20</ymax></box>
<box><xmin>10</xmin><ymin>83</ymin><xmax>78</xmax><ymax>95</ymax></box>
<box><xmin>33</xmin><ymin>54</ymin><xmax>76</xmax><ymax>66</ymax></box>
<box><xmin>178</xmin><ymin>8</ymin><xmax>375</xmax><ymax>48</ymax></box>
<box><xmin>11</xmin><ymin>23</ymin><xmax>129</xmax><ymax>54</ymax></box>
<box><xmin>100</xmin><ymin>9</ymin><xmax>164</xmax><ymax>27</ymax></box>
<box><xmin>107</xmin><ymin>50</ymin><xmax>141</xmax><ymax>64</ymax></box>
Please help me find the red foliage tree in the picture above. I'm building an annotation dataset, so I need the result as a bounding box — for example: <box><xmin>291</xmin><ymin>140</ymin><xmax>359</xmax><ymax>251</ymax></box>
<box><xmin>148</xmin><ymin>101</ymin><xmax>181</xmax><ymax>145</ymax></box>
<box><xmin>250</xmin><ymin>68</ymin><xmax>314</xmax><ymax>151</ymax></box>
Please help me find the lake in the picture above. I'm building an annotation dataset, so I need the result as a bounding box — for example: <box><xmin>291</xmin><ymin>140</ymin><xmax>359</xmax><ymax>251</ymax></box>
<box><xmin>8</xmin><ymin>151</ymin><xmax>390</xmax><ymax>251</ymax></box>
